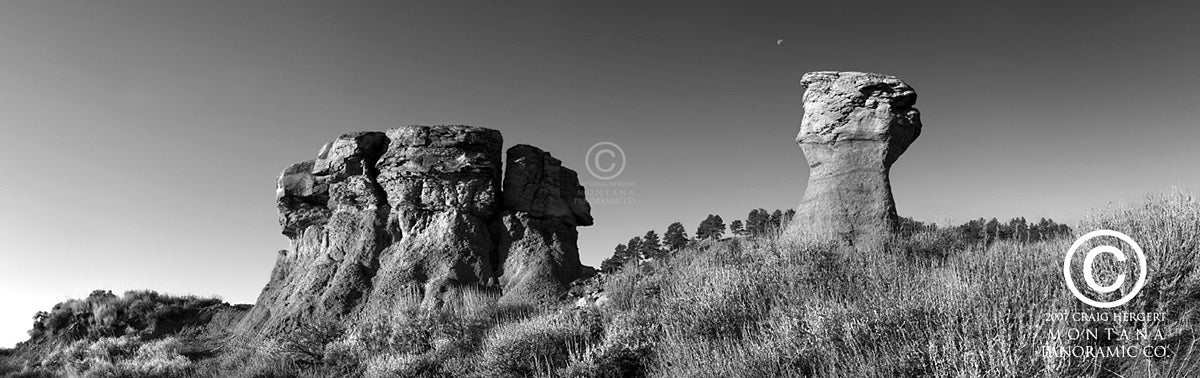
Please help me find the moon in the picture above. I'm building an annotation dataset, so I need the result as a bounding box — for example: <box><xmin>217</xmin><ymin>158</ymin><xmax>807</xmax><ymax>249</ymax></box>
<box><xmin>776</xmin><ymin>39</ymin><xmax>783</xmax><ymax>46</ymax></box>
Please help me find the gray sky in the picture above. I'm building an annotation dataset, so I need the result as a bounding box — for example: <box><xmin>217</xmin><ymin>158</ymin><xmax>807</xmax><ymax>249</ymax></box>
<box><xmin>1</xmin><ymin>1</ymin><xmax>1197</xmax><ymax>347</ymax></box>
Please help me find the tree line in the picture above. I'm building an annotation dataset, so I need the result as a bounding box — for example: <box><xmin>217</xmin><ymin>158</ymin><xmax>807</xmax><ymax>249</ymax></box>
<box><xmin>896</xmin><ymin>216</ymin><xmax>1072</xmax><ymax>243</ymax></box>
<box><xmin>599</xmin><ymin>208</ymin><xmax>796</xmax><ymax>272</ymax></box>
<box><xmin>600</xmin><ymin>210</ymin><xmax>1074</xmax><ymax>273</ymax></box>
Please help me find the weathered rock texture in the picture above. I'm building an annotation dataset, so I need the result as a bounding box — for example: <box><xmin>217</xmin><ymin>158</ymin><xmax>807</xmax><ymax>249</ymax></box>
<box><xmin>237</xmin><ymin>131</ymin><xmax>392</xmax><ymax>337</ymax></box>
<box><xmin>790</xmin><ymin>71</ymin><xmax>922</xmax><ymax>244</ymax></box>
<box><xmin>493</xmin><ymin>145</ymin><xmax>594</xmax><ymax>303</ymax></box>
<box><xmin>236</xmin><ymin>126</ymin><xmax>592</xmax><ymax>339</ymax></box>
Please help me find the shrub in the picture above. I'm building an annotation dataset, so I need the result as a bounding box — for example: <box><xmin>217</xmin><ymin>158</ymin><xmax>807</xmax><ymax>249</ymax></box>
<box><xmin>277</xmin><ymin>319</ymin><xmax>346</xmax><ymax>365</ymax></box>
<box><xmin>481</xmin><ymin>312</ymin><xmax>598</xmax><ymax>378</ymax></box>
<box><xmin>30</xmin><ymin>290</ymin><xmax>225</xmax><ymax>343</ymax></box>
<box><xmin>360</xmin><ymin>349</ymin><xmax>477</xmax><ymax>378</ymax></box>
<box><xmin>588</xmin><ymin>311</ymin><xmax>658</xmax><ymax>378</ymax></box>
<box><xmin>36</xmin><ymin>336</ymin><xmax>193</xmax><ymax>377</ymax></box>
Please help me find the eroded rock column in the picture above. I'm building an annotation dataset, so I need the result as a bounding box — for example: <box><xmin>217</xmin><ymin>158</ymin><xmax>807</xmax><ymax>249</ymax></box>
<box><xmin>493</xmin><ymin>144</ymin><xmax>594</xmax><ymax>304</ymax></box>
<box><xmin>790</xmin><ymin>71</ymin><xmax>922</xmax><ymax>244</ymax></box>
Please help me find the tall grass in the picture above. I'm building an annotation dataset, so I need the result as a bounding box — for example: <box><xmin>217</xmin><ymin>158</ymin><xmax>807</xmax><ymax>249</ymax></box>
<box><xmin>5</xmin><ymin>190</ymin><xmax>1197</xmax><ymax>378</ymax></box>
<box><xmin>628</xmin><ymin>189</ymin><xmax>1200</xmax><ymax>378</ymax></box>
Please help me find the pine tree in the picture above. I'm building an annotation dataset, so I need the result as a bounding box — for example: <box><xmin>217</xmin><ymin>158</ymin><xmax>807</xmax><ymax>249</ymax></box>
<box><xmin>600</xmin><ymin>243</ymin><xmax>629</xmax><ymax>273</ymax></box>
<box><xmin>985</xmin><ymin>218</ymin><xmax>1001</xmax><ymax>244</ymax></box>
<box><xmin>729</xmin><ymin>220</ymin><xmax>744</xmax><ymax>236</ymax></box>
<box><xmin>746</xmin><ymin>209</ymin><xmax>766</xmax><ymax>236</ymax></box>
<box><xmin>769</xmin><ymin>209</ymin><xmax>784</xmax><ymax>231</ymax></box>
<box><xmin>664</xmin><ymin>222</ymin><xmax>689</xmax><ymax>251</ymax></box>
<box><xmin>711</xmin><ymin>215</ymin><xmax>725</xmax><ymax>239</ymax></box>
<box><xmin>696</xmin><ymin>214</ymin><xmax>726</xmax><ymax>240</ymax></box>
<box><xmin>745</xmin><ymin>209</ymin><xmax>756</xmax><ymax>236</ymax></box>
<box><xmin>626</xmin><ymin>237</ymin><xmax>643</xmax><ymax>262</ymax></box>
<box><xmin>696</xmin><ymin>215</ymin><xmax>713</xmax><ymax>240</ymax></box>
<box><xmin>641</xmin><ymin>230</ymin><xmax>663</xmax><ymax>260</ymax></box>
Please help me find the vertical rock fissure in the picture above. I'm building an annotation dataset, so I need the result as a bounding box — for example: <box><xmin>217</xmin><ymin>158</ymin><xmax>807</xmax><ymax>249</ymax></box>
<box><xmin>351</xmin><ymin>136</ymin><xmax>392</xmax><ymax>313</ymax></box>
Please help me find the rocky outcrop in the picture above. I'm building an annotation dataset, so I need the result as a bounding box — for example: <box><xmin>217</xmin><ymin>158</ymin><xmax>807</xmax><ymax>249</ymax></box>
<box><xmin>364</xmin><ymin>125</ymin><xmax>504</xmax><ymax>313</ymax></box>
<box><xmin>236</xmin><ymin>126</ymin><xmax>592</xmax><ymax>338</ymax></box>
<box><xmin>238</xmin><ymin>131</ymin><xmax>392</xmax><ymax>337</ymax></box>
<box><xmin>789</xmin><ymin>71</ymin><xmax>922</xmax><ymax>245</ymax></box>
<box><xmin>493</xmin><ymin>145</ymin><xmax>593</xmax><ymax>304</ymax></box>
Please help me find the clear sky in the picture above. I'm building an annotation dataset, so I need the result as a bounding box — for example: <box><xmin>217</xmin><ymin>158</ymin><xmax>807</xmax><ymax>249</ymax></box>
<box><xmin>1</xmin><ymin>1</ymin><xmax>1197</xmax><ymax>347</ymax></box>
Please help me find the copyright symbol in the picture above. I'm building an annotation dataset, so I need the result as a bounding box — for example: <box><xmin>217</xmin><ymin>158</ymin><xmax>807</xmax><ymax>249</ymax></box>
<box><xmin>1063</xmin><ymin>230</ymin><xmax>1147</xmax><ymax>308</ymax></box>
<box><xmin>585</xmin><ymin>142</ymin><xmax>625</xmax><ymax>180</ymax></box>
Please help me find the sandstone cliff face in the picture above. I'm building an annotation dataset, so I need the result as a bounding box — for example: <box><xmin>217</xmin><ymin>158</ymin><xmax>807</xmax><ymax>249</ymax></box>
<box><xmin>238</xmin><ymin>131</ymin><xmax>392</xmax><ymax>336</ymax></box>
<box><xmin>237</xmin><ymin>126</ymin><xmax>592</xmax><ymax>338</ymax></box>
<box><xmin>365</xmin><ymin>126</ymin><xmax>503</xmax><ymax>313</ymax></box>
<box><xmin>493</xmin><ymin>145</ymin><xmax>594</xmax><ymax>304</ymax></box>
<box><xmin>789</xmin><ymin>71</ymin><xmax>922</xmax><ymax>245</ymax></box>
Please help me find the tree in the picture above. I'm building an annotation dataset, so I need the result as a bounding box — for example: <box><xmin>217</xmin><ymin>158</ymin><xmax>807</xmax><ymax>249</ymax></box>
<box><xmin>664</xmin><ymin>222</ymin><xmax>689</xmax><ymax>251</ymax></box>
<box><xmin>627</xmin><ymin>237</ymin><xmax>643</xmax><ymax>261</ymax></box>
<box><xmin>710</xmin><ymin>215</ymin><xmax>726</xmax><ymax>239</ymax></box>
<box><xmin>1030</xmin><ymin>218</ymin><xmax>1070</xmax><ymax>241</ymax></box>
<box><xmin>640</xmin><ymin>230</ymin><xmax>664</xmax><ymax>260</ymax></box>
<box><xmin>729</xmin><ymin>220</ymin><xmax>744</xmax><ymax>236</ymax></box>
<box><xmin>746</xmin><ymin>209</ymin><xmax>768</xmax><ymax>236</ymax></box>
<box><xmin>599</xmin><ymin>258</ymin><xmax>620</xmax><ymax>273</ymax></box>
<box><xmin>1035</xmin><ymin>217</ymin><xmax>1051</xmax><ymax>240</ymax></box>
<box><xmin>783</xmin><ymin>209</ymin><xmax>796</xmax><ymax>224</ymax></box>
<box><xmin>956</xmin><ymin>218</ymin><xmax>985</xmax><ymax>243</ymax></box>
<box><xmin>984</xmin><ymin>218</ymin><xmax>1001</xmax><ymax>244</ymax></box>
<box><xmin>769</xmin><ymin>209</ymin><xmax>784</xmax><ymax>231</ymax></box>
<box><xmin>600</xmin><ymin>243</ymin><xmax>631</xmax><ymax>273</ymax></box>
<box><xmin>696</xmin><ymin>214</ymin><xmax>726</xmax><ymax>240</ymax></box>
<box><xmin>1006</xmin><ymin>217</ymin><xmax>1027</xmax><ymax>242</ymax></box>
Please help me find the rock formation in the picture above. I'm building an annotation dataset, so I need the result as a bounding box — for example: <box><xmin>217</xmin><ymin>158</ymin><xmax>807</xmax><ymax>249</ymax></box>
<box><xmin>364</xmin><ymin>125</ymin><xmax>505</xmax><ymax>316</ymax></box>
<box><xmin>237</xmin><ymin>131</ymin><xmax>393</xmax><ymax>337</ymax></box>
<box><xmin>789</xmin><ymin>71</ymin><xmax>922</xmax><ymax>244</ymax></box>
<box><xmin>236</xmin><ymin>126</ymin><xmax>592</xmax><ymax>339</ymax></box>
<box><xmin>493</xmin><ymin>145</ymin><xmax>593</xmax><ymax>303</ymax></box>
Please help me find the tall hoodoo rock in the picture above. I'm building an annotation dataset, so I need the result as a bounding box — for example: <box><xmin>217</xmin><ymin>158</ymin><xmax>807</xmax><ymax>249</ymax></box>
<box><xmin>494</xmin><ymin>144</ymin><xmax>593</xmax><ymax>304</ymax></box>
<box><xmin>790</xmin><ymin>71</ymin><xmax>922</xmax><ymax>244</ymax></box>
<box><xmin>237</xmin><ymin>126</ymin><xmax>592</xmax><ymax>338</ymax></box>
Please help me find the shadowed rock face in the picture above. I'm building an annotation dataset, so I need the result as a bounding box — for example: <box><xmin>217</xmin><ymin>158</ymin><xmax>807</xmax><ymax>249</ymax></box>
<box><xmin>493</xmin><ymin>145</ymin><xmax>593</xmax><ymax>304</ymax></box>
<box><xmin>237</xmin><ymin>126</ymin><xmax>592</xmax><ymax>338</ymax></box>
<box><xmin>790</xmin><ymin>71</ymin><xmax>922</xmax><ymax>244</ymax></box>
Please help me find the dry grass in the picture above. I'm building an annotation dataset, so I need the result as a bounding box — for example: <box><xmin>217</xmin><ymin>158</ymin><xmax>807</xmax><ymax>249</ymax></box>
<box><xmin>633</xmin><ymin>189</ymin><xmax>1200</xmax><ymax>378</ymax></box>
<box><xmin>6</xmin><ymin>189</ymin><xmax>1197</xmax><ymax>378</ymax></box>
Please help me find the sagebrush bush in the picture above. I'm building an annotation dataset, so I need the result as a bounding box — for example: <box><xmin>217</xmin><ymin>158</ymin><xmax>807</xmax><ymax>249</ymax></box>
<box><xmin>29</xmin><ymin>290</ymin><xmax>224</xmax><ymax>342</ymax></box>
<box><xmin>277</xmin><ymin>319</ymin><xmax>346</xmax><ymax>364</ymax></box>
<box><xmin>480</xmin><ymin>312</ymin><xmax>598</xmax><ymax>378</ymax></box>
<box><xmin>31</xmin><ymin>336</ymin><xmax>193</xmax><ymax>377</ymax></box>
<box><xmin>585</xmin><ymin>311</ymin><xmax>658</xmax><ymax>378</ymax></box>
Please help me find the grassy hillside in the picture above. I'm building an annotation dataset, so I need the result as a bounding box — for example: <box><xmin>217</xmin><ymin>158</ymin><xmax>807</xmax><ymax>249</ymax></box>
<box><xmin>3</xmin><ymin>190</ymin><xmax>1198</xmax><ymax>377</ymax></box>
